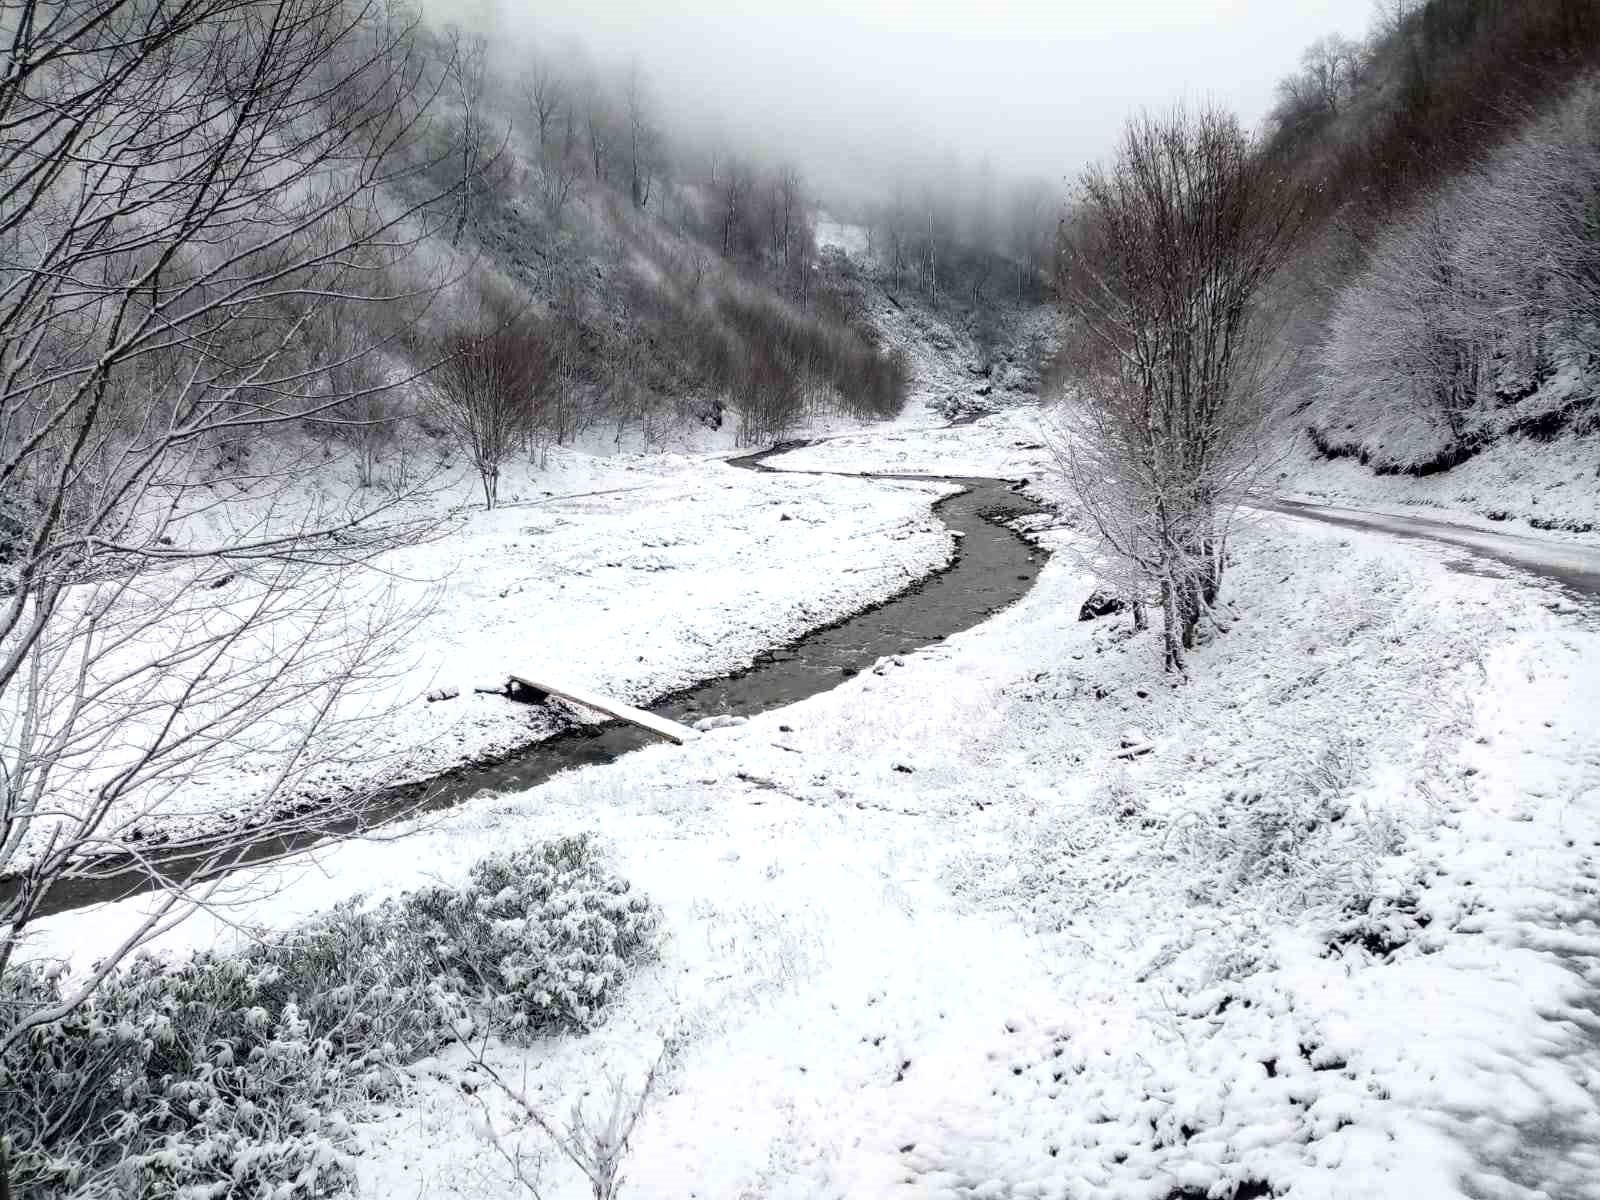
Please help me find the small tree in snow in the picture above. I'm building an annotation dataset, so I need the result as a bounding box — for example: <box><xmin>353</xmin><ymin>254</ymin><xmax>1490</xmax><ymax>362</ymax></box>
<box><xmin>1055</xmin><ymin>103</ymin><xmax>1304</xmax><ymax>672</ymax></box>
<box><xmin>432</xmin><ymin>304</ymin><xmax>553</xmax><ymax>509</ymax></box>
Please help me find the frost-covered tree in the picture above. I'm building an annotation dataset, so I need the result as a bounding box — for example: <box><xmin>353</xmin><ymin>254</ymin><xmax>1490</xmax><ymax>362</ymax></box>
<box><xmin>1318</xmin><ymin>195</ymin><xmax>1482</xmax><ymax>454</ymax></box>
<box><xmin>1055</xmin><ymin>103</ymin><xmax>1303</xmax><ymax>672</ymax></box>
<box><xmin>1315</xmin><ymin>78</ymin><xmax>1600</xmax><ymax>470</ymax></box>
<box><xmin>1462</xmin><ymin>81</ymin><xmax>1600</xmax><ymax>367</ymax></box>
<box><xmin>0</xmin><ymin>0</ymin><xmax>456</xmax><ymax>1158</ymax></box>
<box><xmin>624</xmin><ymin>61</ymin><xmax>659</xmax><ymax>211</ymax></box>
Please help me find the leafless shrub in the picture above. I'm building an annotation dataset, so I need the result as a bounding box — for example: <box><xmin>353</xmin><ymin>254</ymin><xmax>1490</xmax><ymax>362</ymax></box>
<box><xmin>462</xmin><ymin>1037</ymin><xmax>674</xmax><ymax>1200</ymax></box>
<box><xmin>430</xmin><ymin>293</ymin><xmax>556</xmax><ymax>507</ymax></box>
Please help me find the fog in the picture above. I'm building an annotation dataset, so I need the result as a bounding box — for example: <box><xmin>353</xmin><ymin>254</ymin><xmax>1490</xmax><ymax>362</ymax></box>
<box><xmin>442</xmin><ymin>0</ymin><xmax>1372</xmax><ymax>205</ymax></box>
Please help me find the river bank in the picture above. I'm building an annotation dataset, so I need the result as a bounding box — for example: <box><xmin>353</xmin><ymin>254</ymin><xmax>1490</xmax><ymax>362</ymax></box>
<box><xmin>25</xmin><ymin>414</ymin><xmax>1600</xmax><ymax>1199</ymax></box>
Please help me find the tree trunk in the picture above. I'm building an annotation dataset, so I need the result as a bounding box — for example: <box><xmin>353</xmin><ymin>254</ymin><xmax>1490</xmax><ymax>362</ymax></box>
<box><xmin>1161</xmin><ymin>580</ymin><xmax>1185</xmax><ymax>673</ymax></box>
<box><xmin>1203</xmin><ymin>535</ymin><xmax>1222</xmax><ymax>606</ymax></box>
<box><xmin>1179</xmin><ymin>573</ymin><xmax>1201</xmax><ymax>650</ymax></box>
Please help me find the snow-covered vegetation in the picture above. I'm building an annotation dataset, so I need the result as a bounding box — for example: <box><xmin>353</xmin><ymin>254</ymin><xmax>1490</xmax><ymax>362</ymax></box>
<box><xmin>4</xmin><ymin>836</ymin><xmax>654</xmax><ymax>1197</ymax></box>
<box><xmin>1314</xmin><ymin>81</ymin><xmax>1600</xmax><ymax>476</ymax></box>
<box><xmin>4</xmin><ymin>0</ymin><xmax>1600</xmax><ymax>1196</ymax></box>
<box><xmin>1266</xmin><ymin>0</ymin><xmax>1600</xmax><ymax>531</ymax></box>
<box><xmin>29</xmin><ymin>414</ymin><xmax>1600</xmax><ymax>1197</ymax></box>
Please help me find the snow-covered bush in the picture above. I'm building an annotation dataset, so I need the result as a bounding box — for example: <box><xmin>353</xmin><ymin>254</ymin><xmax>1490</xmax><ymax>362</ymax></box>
<box><xmin>0</xmin><ymin>836</ymin><xmax>656</xmax><ymax>1197</ymax></box>
<box><xmin>1312</xmin><ymin>78</ymin><xmax>1600</xmax><ymax>473</ymax></box>
<box><xmin>398</xmin><ymin>834</ymin><xmax>658</xmax><ymax>1033</ymax></box>
<box><xmin>1173</xmin><ymin>776</ymin><xmax>1404</xmax><ymax>912</ymax></box>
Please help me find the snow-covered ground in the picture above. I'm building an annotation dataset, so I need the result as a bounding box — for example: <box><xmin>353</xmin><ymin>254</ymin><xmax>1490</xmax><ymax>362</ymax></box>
<box><xmin>329</xmin><ymin>452</ymin><xmax>953</xmax><ymax>786</ymax></box>
<box><xmin>766</xmin><ymin>406</ymin><xmax>1056</xmax><ymax>480</ymax></box>
<box><xmin>1284</xmin><ymin>427</ymin><xmax>1600</xmax><ymax>544</ymax></box>
<box><xmin>14</xmin><ymin>444</ymin><xmax>954</xmax><ymax>858</ymax></box>
<box><xmin>21</xmin><ymin>231</ymin><xmax>1057</xmax><ymax>859</ymax></box>
<box><xmin>33</xmin><ymin>417</ymin><xmax>1600</xmax><ymax>1199</ymax></box>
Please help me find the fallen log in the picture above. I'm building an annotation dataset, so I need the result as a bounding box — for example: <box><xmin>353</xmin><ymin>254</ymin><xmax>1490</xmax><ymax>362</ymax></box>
<box><xmin>507</xmin><ymin>672</ymin><xmax>697</xmax><ymax>745</ymax></box>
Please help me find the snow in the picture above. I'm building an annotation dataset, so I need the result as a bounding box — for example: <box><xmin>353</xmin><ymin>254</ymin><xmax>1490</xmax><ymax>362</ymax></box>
<box><xmin>767</xmin><ymin>406</ymin><xmax>1056</xmax><ymax>480</ymax></box>
<box><xmin>11</xmin><ymin>441</ymin><xmax>955</xmax><ymax>860</ymax></box>
<box><xmin>26</xmin><ymin>417</ymin><xmax>1600</xmax><ymax>1199</ymax></box>
<box><xmin>1285</xmin><ymin>426</ymin><xmax>1600</xmax><ymax>545</ymax></box>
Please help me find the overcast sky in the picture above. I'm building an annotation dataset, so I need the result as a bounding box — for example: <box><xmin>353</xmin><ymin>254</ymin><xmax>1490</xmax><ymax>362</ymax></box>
<box><xmin>452</xmin><ymin>0</ymin><xmax>1373</xmax><ymax>203</ymax></box>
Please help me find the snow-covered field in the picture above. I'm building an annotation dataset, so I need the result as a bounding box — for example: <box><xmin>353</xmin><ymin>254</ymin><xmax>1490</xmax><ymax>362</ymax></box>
<box><xmin>33</xmin><ymin>418</ymin><xmax>1600</xmax><ymax>1198</ymax></box>
<box><xmin>1284</xmin><ymin>427</ymin><xmax>1600</xmax><ymax>544</ymax></box>
<box><xmin>321</xmin><ymin>452</ymin><xmax>954</xmax><ymax>791</ymax></box>
<box><xmin>767</xmin><ymin>406</ymin><xmax>1056</xmax><ymax>480</ymax></box>
<box><xmin>15</xmin><ymin>445</ymin><xmax>954</xmax><ymax>857</ymax></box>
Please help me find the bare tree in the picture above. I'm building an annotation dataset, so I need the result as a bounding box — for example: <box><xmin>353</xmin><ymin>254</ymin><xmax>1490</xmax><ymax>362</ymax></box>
<box><xmin>720</xmin><ymin>159</ymin><xmax>751</xmax><ymax>258</ymax></box>
<box><xmin>0</xmin><ymin>0</ymin><xmax>458</xmax><ymax>1145</ymax></box>
<box><xmin>773</xmin><ymin>164</ymin><xmax>803</xmax><ymax>279</ymax></box>
<box><xmin>443</xmin><ymin>25</ymin><xmax>492</xmax><ymax>246</ymax></box>
<box><xmin>1055</xmin><ymin>104</ymin><xmax>1304</xmax><ymax>672</ymax></box>
<box><xmin>882</xmin><ymin>181</ymin><xmax>911</xmax><ymax>290</ymax></box>
<box><xmin>322</xmin><ymin>313</ymin><xmax>401</xmax><ymax>489</ymax></box>
<box><xmin>431</xmin><ymin>301</ymin><xmax>551</xmax><ymax>509</ymax></box>
<box><xmin>624</xmin><ymin>62</ymin><xmax>657</xmax><ymax>210</ymax></box>
<box><xmin>1301</xmin><ymin>34</ymin><xmax>1363</xmax><ymax>115</ymax></box>
<box><xmin>524</xmin><ymin>51</ymin><xmax>564</xmax><ymax>156</ymax></box>
<box><xmin>584</xmin><ymin>75</ymin><xmax>613</xmax><ymax>183</ymax></box>
<box><xmin>764</xmin><ymin>174</ymin><xmax>784</xmax><ymax>270</ymax></box>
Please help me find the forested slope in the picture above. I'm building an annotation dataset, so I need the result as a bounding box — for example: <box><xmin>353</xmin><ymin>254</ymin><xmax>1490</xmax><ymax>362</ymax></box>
<box><xmin>1266</xmin><ymin>0</ymin><xmax>1600</xmax><ymax>531</ymax></box>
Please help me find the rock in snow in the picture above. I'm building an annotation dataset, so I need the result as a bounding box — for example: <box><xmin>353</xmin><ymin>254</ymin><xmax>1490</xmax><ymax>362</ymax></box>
<box><xmin>1078</xmin><ymin>588</ymin><xmax>1128</xmax><ymax>621</ymax></box>
<box><xmin>693</xmin><ymin>714</ymin><xmax>750</xmax><ymax>732</ymax></box>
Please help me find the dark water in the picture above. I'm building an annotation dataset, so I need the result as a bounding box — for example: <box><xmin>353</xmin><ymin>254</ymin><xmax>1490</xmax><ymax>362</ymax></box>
<box><xmin>18</xmin><ymin>445</ymin><xmax>1045</xmax><ymax>916</ymax></box>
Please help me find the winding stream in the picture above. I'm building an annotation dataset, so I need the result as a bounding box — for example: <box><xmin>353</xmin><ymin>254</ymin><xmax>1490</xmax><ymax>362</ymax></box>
<box><xmin>20</xmin><ymin>445</ymin><xmax>1047</xmax><ymax>916</ymax></box>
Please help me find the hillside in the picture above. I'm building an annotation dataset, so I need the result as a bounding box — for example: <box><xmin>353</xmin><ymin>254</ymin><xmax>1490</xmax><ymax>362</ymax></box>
<box><xmin>1261</xmin><ymin>0</ymin><xmax>1600</xmax><ymax>538</ymax></box>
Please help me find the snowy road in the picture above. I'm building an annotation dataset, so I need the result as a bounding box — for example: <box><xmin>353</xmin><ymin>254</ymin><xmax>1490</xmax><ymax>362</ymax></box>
<box><xmin>1261</xmin><ymin>498</ymin><xmax>1600</xmax><ymax>601</ymax></box>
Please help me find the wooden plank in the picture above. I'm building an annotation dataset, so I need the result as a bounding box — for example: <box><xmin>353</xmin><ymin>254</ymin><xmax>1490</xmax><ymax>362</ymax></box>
<box><xmin>508</xmin><ymin>673</ymin><xmax>698</xmax><ymax>745</ymax></box>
